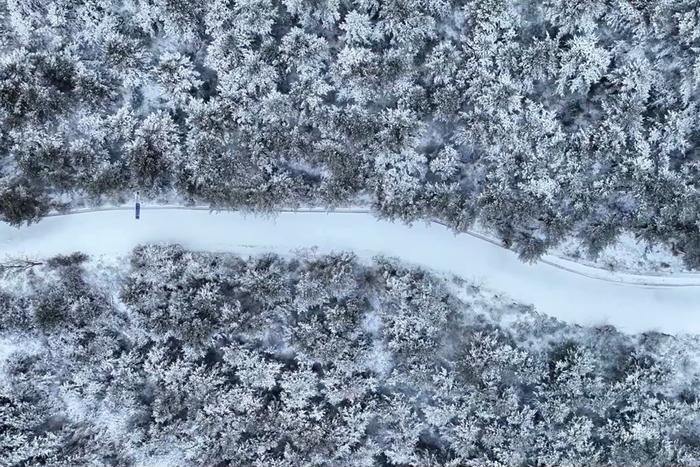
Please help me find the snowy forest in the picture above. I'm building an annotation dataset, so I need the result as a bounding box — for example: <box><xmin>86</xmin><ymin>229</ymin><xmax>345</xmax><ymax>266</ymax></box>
<box><xmin>1</xmin><ymin>0</ymin><xmax>700</xmax><ymax>266</ymax></box>
<box><xmin>1</xmin><ymin>246</ymin><xmax>699</xmax><ymax>466</ymax></box>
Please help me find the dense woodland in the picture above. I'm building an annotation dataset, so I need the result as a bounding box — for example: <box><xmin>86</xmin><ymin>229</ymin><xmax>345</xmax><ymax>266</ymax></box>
<box><xmin>1</xmin><ymin>0</ymin><xmax>700</xmax><ymax>266</ymax></box>
<box><xmin>1</xmin><ymin>246</ymin><xmax>699</xmax><ymax>466</ymax></box>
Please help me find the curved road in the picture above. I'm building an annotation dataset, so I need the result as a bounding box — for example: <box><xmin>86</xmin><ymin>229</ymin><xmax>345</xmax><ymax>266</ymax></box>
<box><xmin>1</xmin><ymin>207</ymin><xmax>698</xmax><ymax>334</ymax></box>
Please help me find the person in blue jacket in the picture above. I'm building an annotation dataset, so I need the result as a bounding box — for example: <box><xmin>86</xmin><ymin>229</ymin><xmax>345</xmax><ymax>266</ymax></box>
<box><xmin>135</xmin><ymin>191</ymin><xmax>140</xmax><ymax>220</ymax></box>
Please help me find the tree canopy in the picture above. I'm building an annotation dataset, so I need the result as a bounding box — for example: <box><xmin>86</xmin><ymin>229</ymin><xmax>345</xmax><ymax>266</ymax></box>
<box><xmin>1</xmin><ymin>246</ymin><xmax>699</xmax><ymax>465</ymax></box>
<box><xmin>1</xmin><ymin>0</ymin><xmax>699</xmax><ymax>266</ymax></box>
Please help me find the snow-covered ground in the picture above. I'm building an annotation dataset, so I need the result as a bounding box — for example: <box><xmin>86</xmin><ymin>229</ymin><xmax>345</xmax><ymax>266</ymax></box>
<box><xmin>552</xmin><ymin>231</ymin><xmax>690</xmax><ymax>275</ymax></box>
<box><xmin>453</xmin><ymin>224</ymin><xmax>700</xmax><ymax>287</ymax></box>
<box><xmin>467</xmin><ymin>219</ymin><xmax>694</xmax><ymax>278</ymax></box>
<box><xmin>1</xmin><ymin>207</ymin><xmax>699</xmax><ymax>335</ymax></box>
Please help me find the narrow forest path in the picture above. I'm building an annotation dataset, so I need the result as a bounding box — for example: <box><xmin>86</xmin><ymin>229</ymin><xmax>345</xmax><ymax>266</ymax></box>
<box><xmin>1</xmin><ymin>207</ymin><xmax>698</xmax><ymax>334</ymax></box>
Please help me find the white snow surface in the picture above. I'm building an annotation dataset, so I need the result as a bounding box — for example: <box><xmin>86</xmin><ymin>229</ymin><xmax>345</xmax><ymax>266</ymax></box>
<box><xmin>1</xmin><ymin>207</ymin><xmax>699</xmax><ymax>335</ymax></box>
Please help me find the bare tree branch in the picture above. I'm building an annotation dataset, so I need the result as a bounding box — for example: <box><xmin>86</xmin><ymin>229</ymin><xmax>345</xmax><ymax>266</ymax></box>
<box><xmin>0</xmin><ymin>259</ymin><xmax>43</xmax><ymax>271</ymax></box>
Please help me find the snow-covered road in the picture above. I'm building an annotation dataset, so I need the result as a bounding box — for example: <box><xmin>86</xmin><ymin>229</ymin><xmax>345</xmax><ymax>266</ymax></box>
<box><xmin>1</xmin><ymin>207</ymin><xmax>698</xmax><ymax>334</ymax></box>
